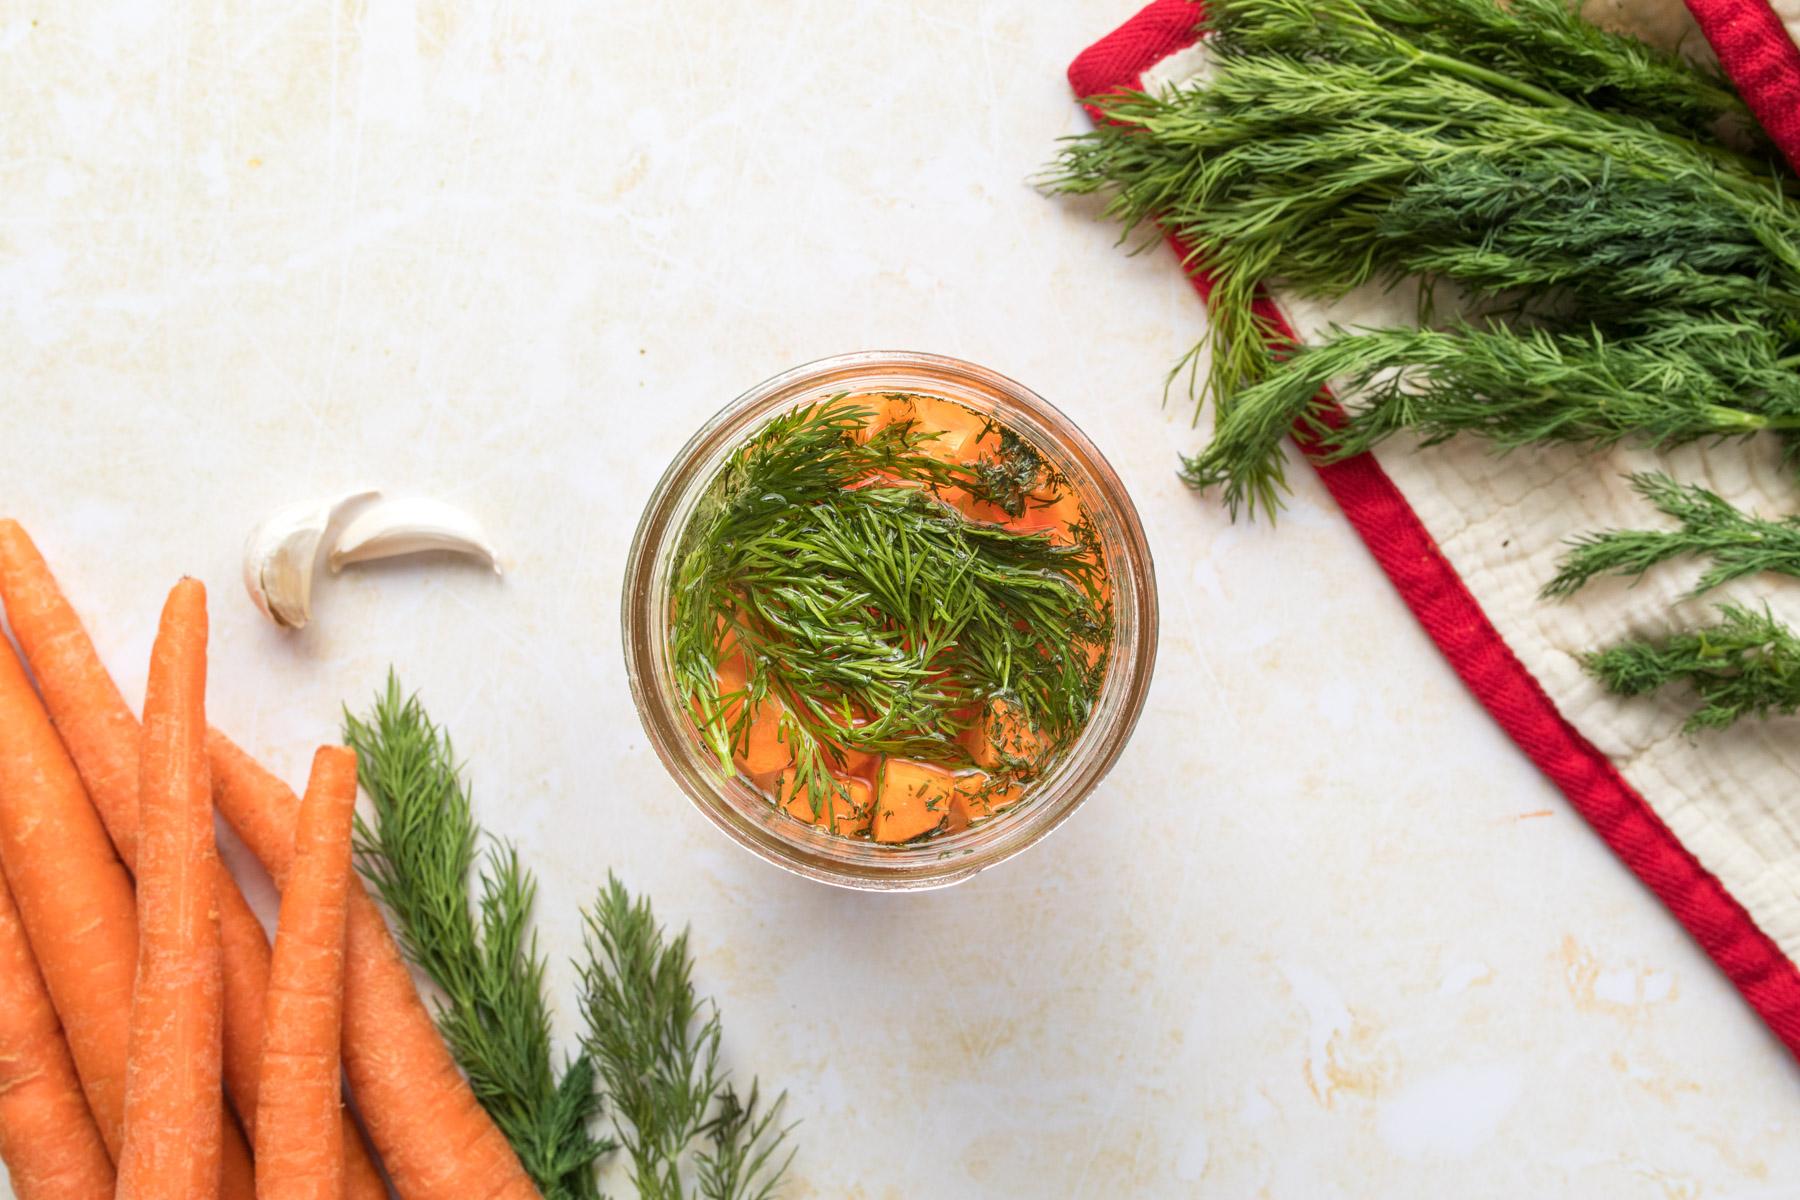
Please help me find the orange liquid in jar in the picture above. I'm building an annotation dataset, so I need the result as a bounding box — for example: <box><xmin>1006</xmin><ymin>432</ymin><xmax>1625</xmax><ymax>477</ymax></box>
<box><xmin>712</xmin><ymin>392</ymin><xmax>1105</xmax><ymax>844</ymax></box>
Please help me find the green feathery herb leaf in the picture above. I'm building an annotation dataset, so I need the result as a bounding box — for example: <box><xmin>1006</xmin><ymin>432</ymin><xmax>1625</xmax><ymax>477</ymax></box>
<box><xmin>349</xmin><ymin>676</ymin><xmax>797</xmax><ymax>1197</ymax></box>
<box><xmin>1046</xmin><ymin>50</ymin><xmax>1800</xmax><ymax>407</ymax></box>
<box><xmin>1042</xmin><ymin>0</ymin><xmax>1800</xmax><ymax>516</ymax></box>
<box><xmin>670</xmin><ymin>396</ymin><xmax>1110</xmax><ymax>816</ymax></box>
<box><xmin>1585</xmin><ymin>603</ymin><xmax>1800</xmax><ymax>730</ymax></box>
<box><xmin>579</xmin><ymin>878</ymin><xmax>794</xmax><ymax>1200</ymax></box>
<box><xmin>1180</xmin><ymin>317</ymin><xmax>1800</xmax><ymax>517</ymax></box>
<box><xmin>346</xmin><ymin>673</ymin><xmax>609</xmax><ymax>1200</ymax></box>
<box><xmin>1207</xmin><ymin>0</ymin><xmax>1759</xmax><ymax>147</ymax></box>
<box><xmin>1376</xmin><ymin>161</ymin><xmax>1800</xmax><ymax>319</ymax></box>
<box><xmin>1545</xmin><ymin>473</ymin><xmax>1800</xmax><ymax>598</ymax></box>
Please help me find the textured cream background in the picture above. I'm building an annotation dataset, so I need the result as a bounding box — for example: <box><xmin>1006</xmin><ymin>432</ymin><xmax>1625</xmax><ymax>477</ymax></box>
<box><xmin>2</xmin><ymin>2</ymin><xmax>1798</xmax><ymax>1197</ymax></box>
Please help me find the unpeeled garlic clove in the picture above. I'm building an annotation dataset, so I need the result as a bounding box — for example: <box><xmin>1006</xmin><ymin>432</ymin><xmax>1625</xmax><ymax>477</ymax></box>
<box><xmin>243</xmin><ymin>490</ymin><xmax>379</xmax><ymax>629</ymax></box>
<box><xmin>327</xmin><ymin>497</ymin><xmax>502</xmax><ymax>575</ymax></box>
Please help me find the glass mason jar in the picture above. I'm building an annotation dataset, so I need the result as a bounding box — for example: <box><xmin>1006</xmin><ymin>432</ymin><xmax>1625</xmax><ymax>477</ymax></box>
<box><xmin>622</xmin><ymin>352</ymin><xmax>1158</xmax><ymax>890</ymax></box>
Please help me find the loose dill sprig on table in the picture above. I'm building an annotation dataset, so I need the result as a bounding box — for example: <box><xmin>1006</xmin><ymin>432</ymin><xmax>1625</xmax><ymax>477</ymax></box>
<box><xmin>1545</xmin><ymin>473</ymin><xmax>1800</xmax><ymax>599</ymax></box>
<box><xmin>347</xmin><ymin>673</ymin><xmax>610</xmax><ymax>1199</ymax></box>
<box><xmin>349</xmin><ymin>675</ymin><xmax>795</xmax><ymax>1198</ymax></box>
<box><xmin>669</xmin><ymin>396</ymin><xmax>1111</xmax><ymax>815</ymax></box>
<box><xmin>579</xmin><ymin>879</ymin><xmax>793</xmax><ymax>1200</ymax></box>
<box><xmin>1585</xmin><ymin>603</ymin><xmax>1800</xmax><ymax>730</ymax></box>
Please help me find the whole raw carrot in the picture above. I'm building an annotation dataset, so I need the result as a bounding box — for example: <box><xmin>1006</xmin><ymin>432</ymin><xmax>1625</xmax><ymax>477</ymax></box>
<box><xmin>0</xmin><ymin>861</ymin><xmax>116</xmax><ymax>1199</ymax></box>
<box><xmin>209</xmin><ymin>732</ymin><xmax>539</xmax><ymax>1200</ymax></box>
<box><xmin>216</xmin><ymin>896</ymin><xmax>386</xmax><ymax>1200</ymax></box>
<box><xmin>117</xmin><ymin>579</ymin><xmax>222</xmax><ymax>1199</ymax></box>
<box><xmin>0</xmin><ymin>627</ymin><xmax>139</xmax><ymax>1156</ymax></box>
<box><xmin>0</xmin><ymin>615</ymin><xmax>255</xmax><ymax>1197</ymax></box>
<box><xmin>255</xmin><ymin>746</ymin><xmax>357</xmax><ymax>1200</ymax></box>
<box><xmin>0</xmin><ymin>521</ymin><xmax>140</xmax><ymax>857</ymax></box>
<box><xmin>0</xmin><ymin>520</ymin><xmax>385</xmax><ymax>1199</ymax></box>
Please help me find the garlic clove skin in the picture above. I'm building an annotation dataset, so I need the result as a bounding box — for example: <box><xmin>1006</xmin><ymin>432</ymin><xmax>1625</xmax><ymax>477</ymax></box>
<box><xmin>327</xmin><ymin>497</ymin><xmax>502</xmax><ymax>576</ymax></box>
<box><xmin>243</xmin><ymin>489</ymin><xmax>380</xmax><ymax>629</ymax></box>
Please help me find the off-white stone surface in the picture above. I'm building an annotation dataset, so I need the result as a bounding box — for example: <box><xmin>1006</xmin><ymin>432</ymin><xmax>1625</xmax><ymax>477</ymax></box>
<box><xmin>1</xmin><ymin>2</ymin><xmax>1796</xmax><ymax>1196</ymax></box>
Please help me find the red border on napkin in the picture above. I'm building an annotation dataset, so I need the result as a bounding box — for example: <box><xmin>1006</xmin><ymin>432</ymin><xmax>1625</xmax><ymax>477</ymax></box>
<box><xmin>1685</xmin><ymin>0</ymin><xmax>1800</xmax><ymax>172</ymax></box>
<box><xmin>1070</xmin><ymin>0</ymin><xmax>1800</xmax><ymax>1058</ymax></box>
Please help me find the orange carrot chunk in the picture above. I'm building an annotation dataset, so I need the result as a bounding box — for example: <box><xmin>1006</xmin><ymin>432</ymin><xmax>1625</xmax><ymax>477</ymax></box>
<box><xmin>734</xmin><ymin>696</ymin><xmax>791</xmax><ymax>776</ymax></box>
<box><xmin>868</xmin><ymin>394</ymin><xmax>998</xmax><ymax>465</ymax></box>
<box><xmin>117</xmin><ymin>579</ymin><xmax>222</xmax><ymax>1200</ymax></box>
<box><xmin>777</xmin><ymin>774</ymin><xmax>874</xmax><ymax>837</ymax></box>
<box><xmin>255</xmin><ymin>747</ymin><xmax>357</xmax><ymax>1200</ymax></box>
<box><xmin>949</xmin><ymin>774</ymin><xmax>1025</xmax><ymax>827</ymax></box>
<box><xmin>0</xmin><ymin>521</ymin><xmax>384</xmax><ymax>1198</ymax></box>
<box><xmin>871</xmin><ymin>760</ymin><xmax>956</xmax><ymax>843</ymax></box>
<box><xmin>208</xmin><ymin>733</ymin><xmax>539</xmax><ymax>1200</ymax></box>
<box><xmin>1012</xmin><ymin>490</ymin><xmax>1084</xmax><ymax>545</ymax></box>
<box><xmin>0</xmin><ymin>861</ymin><xmax>115</xmax><ymax>1199</ymax></box>
<box><xmin>966</xmin><ymin>697</ymin><xmax>1050</xmax><ymax>771</ymax></box>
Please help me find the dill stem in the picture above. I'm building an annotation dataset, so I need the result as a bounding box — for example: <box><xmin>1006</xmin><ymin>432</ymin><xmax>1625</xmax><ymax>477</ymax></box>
<box><xmin>1708</xmin><ymin>406</ymin><xmax>1800</xmax><ymax>432</ymax></box>
<box><xmin>1404</xmin><ymin>48</ymin><xmax>1562</xmax><ymax>112</ymax></box>
<box><xmin>1329</xmin><ymin>0</ymin><xmax>1595</xmax><ymax>110</ymax></box>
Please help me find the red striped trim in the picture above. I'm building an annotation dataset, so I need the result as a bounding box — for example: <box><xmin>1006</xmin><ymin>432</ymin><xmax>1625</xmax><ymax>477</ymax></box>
<box><xmin>1070</xmin><ymin>0</ymin><xmax>1800</xmax><ymax>1058</ymax></box>
<box><xmin>1683</xmin><ymin>0</ymin><xmax>1800</xmax><ymax>173</ymax></box>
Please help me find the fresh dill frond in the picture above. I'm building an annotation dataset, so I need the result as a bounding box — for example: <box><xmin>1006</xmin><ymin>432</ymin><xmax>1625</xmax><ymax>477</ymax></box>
<box><xmin>693</xmin><ymin>1080</ymin><xmax>792</xmax><ymax>1200</ymax></box>
<box><xmin>670</xmin><ymin>396</ymin><xmax>1111</xmax><ymax>815</ymax></box>
<box><xmin>1179</xmin><ymin>317</ymin><xmax>1800</xmax><ymax>518</ymax></box>
<box><xmin>578</xmin><ymin>877</ymin><xmax>794</xmax><ymax>1200</ymax></box>
<box><xmin>1207</xmin><ymin>0</ymin><xmax>1760</xmax><ymax>147</ymax></box>
<box><xmin>1375</xmin><ymin>161</ymin><xmax>1800</xmax><ymax>320</ymax></box>
<box><xmin>349</xmin><ymin>676</ymin><xmax>799</xmax><ymax>1196</ymax></box>
<box><xmin>1544</xmin><ymin>473</ymin><xmax>1800</xmax><ymax>599</ymax></box>
<box><xmin>1585</xmin><ymin>603</ymin><xmax>1800</xmax><ymax>730</ymax></box>
<box><xmin>346</xmin><ymin>672</ymin><xmax>610</xmax><ymax>1200</ymax></box>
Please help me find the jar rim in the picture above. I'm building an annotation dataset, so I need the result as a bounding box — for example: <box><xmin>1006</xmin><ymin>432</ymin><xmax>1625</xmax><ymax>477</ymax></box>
<box><xmin>621</xmin><ymin>351</ymin><xmax>1159</xmax><ymax>890</ymax></box>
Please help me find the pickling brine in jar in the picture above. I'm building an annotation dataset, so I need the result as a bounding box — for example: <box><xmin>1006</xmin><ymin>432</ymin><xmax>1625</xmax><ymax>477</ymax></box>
<box><xmin>666</xmin><ymin>391</ymin><xmax>1112</xmax><ymax>844</ymax></box>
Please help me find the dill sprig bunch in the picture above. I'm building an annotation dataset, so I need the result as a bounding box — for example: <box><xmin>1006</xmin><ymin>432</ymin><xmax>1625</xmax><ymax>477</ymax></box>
<box><xmin>1208</xmin><ymin>0</ymin><xmax>1758</xmax><ymax>145</ymax></box>
<box><xmin>1533</xmin><ymin>478</ymin><xmax>1800</xmax><ymax>727</ymax></box>
<box><xmin>349</xmin><ymin>675</ymin><xmax>794</xmax><ymax>1199</ymax></box>
<box><xmin>347</xmin><ymin>676</ymin><xmax>609</xmax><ymax>1199</ymax></box>
<box><xmin>1585</xmin><ymin>603</ymin><xmax>1800</xmax><ymax>730</ymax></box>
<box><xmin>669</xmin><ymin>396</ymin><xmax>1110</xmax><ymax>814</ymax></box>
<box><xmin>1048</xmin><ymin>0</ymin><xmax>1800</xmax><ymax>734</ymax></box>
<box><xmin>1042</xmin><ymin>0</ymin><xmax>1800</xmax><ymax>517</ymax></box>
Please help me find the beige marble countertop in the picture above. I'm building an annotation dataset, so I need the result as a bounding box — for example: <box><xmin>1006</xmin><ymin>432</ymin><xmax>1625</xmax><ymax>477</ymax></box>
<box><xmin>3</xmin><ymin>2</ymin><xmax>1797</xmax><ymax>1196</ymax></box>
